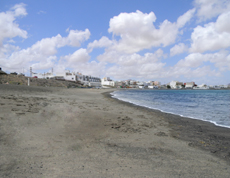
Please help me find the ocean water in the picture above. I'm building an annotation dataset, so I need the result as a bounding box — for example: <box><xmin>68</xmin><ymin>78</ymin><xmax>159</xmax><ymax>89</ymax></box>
<box><xmin>111</xmin><ymin>89</ymin><xmax>230</xmax><ymax>128</ymax></box>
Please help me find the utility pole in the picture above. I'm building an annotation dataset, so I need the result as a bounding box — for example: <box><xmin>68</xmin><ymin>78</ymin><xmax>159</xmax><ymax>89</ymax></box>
<box><xmin>30</xmin><ymin>67</ymin><xmax>32</xmax><ymax>77</ymax></box>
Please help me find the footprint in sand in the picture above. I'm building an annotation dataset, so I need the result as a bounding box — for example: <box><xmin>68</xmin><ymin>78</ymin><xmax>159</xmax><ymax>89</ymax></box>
<box><xmin>155</xmin><ymin>132</ymin><xmax>168</xmax><ymax>137</ymax></box>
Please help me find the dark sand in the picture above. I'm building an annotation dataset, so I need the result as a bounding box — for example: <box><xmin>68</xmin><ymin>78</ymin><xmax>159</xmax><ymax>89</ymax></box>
<box><xmin>0</xmin><ymin>85</ymin><xmax>230</xmax><ymax>177</ymax></box>
<box><xmin>103</xmin><ymin>92</ymin><xmax>230</xmax><ymax>163</ymax></box>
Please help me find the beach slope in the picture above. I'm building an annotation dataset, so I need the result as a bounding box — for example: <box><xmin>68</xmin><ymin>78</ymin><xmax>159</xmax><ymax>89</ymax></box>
<box><xmin>0</xmin><ymin>85</ymin><xmax>229</xmax><ymax>177</ymax></box>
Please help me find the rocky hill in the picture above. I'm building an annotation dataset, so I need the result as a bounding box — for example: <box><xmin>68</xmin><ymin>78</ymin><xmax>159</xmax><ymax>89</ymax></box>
<box><xmin>0</xmin><ymin>74</ymin><xmax>82</xmax><ymax>88</ymax></box>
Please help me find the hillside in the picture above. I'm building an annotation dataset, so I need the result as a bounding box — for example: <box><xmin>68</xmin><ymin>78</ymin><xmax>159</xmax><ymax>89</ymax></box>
<box><xmin>0</xmin><ymin>74</ymin><xmax>82</xmax><ymax>88</ymax></box>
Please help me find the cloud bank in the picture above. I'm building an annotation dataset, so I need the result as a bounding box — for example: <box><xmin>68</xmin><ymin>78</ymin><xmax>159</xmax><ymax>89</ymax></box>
<box><xmin>0</xmin><ymin>0</ymin><xmax>229</xmax><ymax>85</ymax></box>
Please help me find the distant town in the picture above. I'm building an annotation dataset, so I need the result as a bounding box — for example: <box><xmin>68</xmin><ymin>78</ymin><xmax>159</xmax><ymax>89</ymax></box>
<box><xmin>1</xmin><ymin>67</ymin><xmax>230</xmax><ymax>89</ymax></box>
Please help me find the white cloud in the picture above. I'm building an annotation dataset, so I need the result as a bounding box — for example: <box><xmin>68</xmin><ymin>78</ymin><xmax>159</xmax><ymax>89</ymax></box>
<box><xmin>215</xmin><ymin>11</ymin><xmax>230</xmax><ymax>33</ymax></box>
<box><xmin>55</xmin><ymin>48</ymin><xmax>108</xmax><ymax>77</ymax></box>
<box><xmin>195</xmin><ymin>0</ymin><xmax>230</xmax><ymax>22</ymax></box>
<box><xmin>105</xmin><ymin>65</ymin><xmax>140</xmax><ymax>79</ymax></box>
<box><xmin>177</xmin><ymin>8</ymin><xmax>196</xmax><ymax>28</ymax></box>
<box><xmin>190</xmin><ymin>11</ymin><xmax>230</xmax><ymax>53</ymax></box>
<box><xmin>98</xmin><ymin>47</ymin><xmax>164</xmax><ymax>64</ymax></box>
<box><xmin>102</xmin><ymin>49</ymin><xmax>229</xmax><ymax>82</ymax></box>
<box><xmin>1</xmin><ymin>2</ymin><xmax>229</xmax><ymax>85</ymax></box>
<box><xmin>97</xmin><ymin>49</ymin><xmax>122</xmax><ymax>63</ymax></box>
<box><xmin>118</xmin><ymin>49</ymin><xmax>164</xmax><ymax>66</ymax></box>
<box><xmin>170</xmin><ymin>43</ymin><xmax>188</xmax><ymax>56</ymax></box>
<box><xmin>107</xmin><ymin>9</ymin><xmax>195</xmax><ymax>54</ymax></box>
<box><xmin>108</xmin><ymin>10</ymin><xmax>157</xmax><ymax>36</ymax></box>
<box><xmin>87</xmin><ymin>36</ymin><xmax>113</xmax><ymax>52</ymax></box>
<box><xmin>61</xmin><ymin>48</ymin><xmax>90</xmax><ymax>66</ymax></box>
<box><xmin>102</xmin><ymin>49</ymin><xmax>166</xmax><ymax>80</ymax></box>
<box><xmin>167</xmin><ymin>64</ymin><xmax>219</xmax><ymax>81</ymax></box>
<box><xmin>11</xmin><ymin>3</ymin><xmax>27</xmax><ymax>17</ymax></box>
<box><xmin>0</xmin><ymin>44</ymin><xmax>20</xmax><ymax>58</ymax></box>
<box><xmin>0</xmin><ymin>28</ymin><xmax>90</xmax><ymax>73</ymax></box>
<box><xmin>31</xmin><ymin>56</ymin><xmax>56</xmax><ymax>70</ymax></box>
<box><xmin>31</xmin><ymin>35</ymin><xmax>63</xmax><ymax>56</ymax></box>
<box><xmin>67</xmin><ymin>29</ymin><xmax>90</xmax><ymax>46</ymax></box>
<box><xmin>207</xmin><ymin>50</ymin><xmax>230</xmax><ymax>71</ymax></box>
<box><xmin>73</xmin><ymin>61</ymin><xmax>106</xmax><ymax>77</ymax></box>
<box><xmin>175</xmin><ymin>50</ymin><xmax>230</xmax><ymax>71</ymax></box>
<box><xmin>175</xmin><ymin>53</ymin><xmax>204</xmax><ymax>68</ymax></box>
<box><xmin>0</xmin><ymin>3</ymin><xmax>27</xmax><ymax>46</ymax></box>
<box><xmin>55</xmin><ymin>59</ymin><xmax>106</xmax><ymax>77</ymax></box>
<box><xmin>37</xmin><ymin>10</ymin><xmax>46</xmax><ymax>15</ymax></box>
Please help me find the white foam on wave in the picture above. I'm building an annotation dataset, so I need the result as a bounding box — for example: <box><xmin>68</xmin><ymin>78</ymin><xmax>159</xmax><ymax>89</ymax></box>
<box><xmin>111</xmin><ymin>91</ymin><xmax>230</xmax><ymax>129</ymax></box>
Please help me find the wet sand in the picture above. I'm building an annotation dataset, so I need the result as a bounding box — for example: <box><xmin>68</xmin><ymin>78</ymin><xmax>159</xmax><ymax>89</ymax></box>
<box><xmin>0</xmin><ymin>85</ymin><xmax>230</xmax><ymax>177</ymax></box>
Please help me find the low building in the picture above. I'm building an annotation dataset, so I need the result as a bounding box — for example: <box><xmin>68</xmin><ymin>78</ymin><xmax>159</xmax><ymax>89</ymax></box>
<box><xmin>76</xmin><ymin>72</ymin><xmax>101</xmax><ymax>87</ymax></box>
<box><xmin>160</xmin><ymin>84</ymin><xmax>168</xmax><ymax>89</ymax></box>
<box><xmin>32</xmin><ymin>72</ymin><xmax>54</xmax><ymax>79</ymax></box>
<box><xmin>129</xmin><ymin>80</ymin><xmax>138</xmax><ymax>88</ymax></box>
<box><xmin>88</xmin><ymin>76</ymin><xmax>101</xmax><ymax>87</ymax></box>
<box><xmin>219</xmin><ymin>85</ymin><xmax>228</xmax><ymax>89</ymax></box>
<box><xmin>153</xmin><ymin>81</ymin><xmax>161</xmax><ymax>86</ymax></box>
<box><xmin>148</xmin><ymin>81</ymin><xmax>155</xmax><ymax>86</ymax></box>
<box><xmin>148</xmin><ymin>85</ymin><xmax>158</xmax><ymax>89</ymax></box>
<box><xmin>101</xmin><ymin>77</ymin><xmax>115</xmax><ymax>88</ymax></box>
<box><xmin>137</xmin><ymin>81</ymin><xmax>148</xmax><ymax>89</ymax></box>
<box><xmin>55</xmin><ymin>71</ymin><xmax>75</xmax><ymax>81</ymax></box>
<box><xmin>147</xmin><ymin>81</ymin><xmax>161</xmax><ymax>87</ymax></box>
<box><xmin>170</xmin><ymin>81</ymin><xmax>183</xmax><ymax>89</ymax></box>
<box><xmin>185</xmin><ymin>82</ymin><xmax>195</xmax><ymax>88</ymax></box>
<box><xmin>211</xmin><ymin>85</ymin><xmax>221</xmax><ymax>89</ymax></box>
<box><xmin>115</xmin><ymin>81</ymin><xmax>125</xmax><ymax>88</ymax></box>
<box><xmin>193</xmin><ymin>84</ymin><xmax>209</xmax><ymax>89</ymax></box>
<box><xmin>130</xmin><ymin>80</ymin><xmax>137</xmax><ymax>85</ymax></box>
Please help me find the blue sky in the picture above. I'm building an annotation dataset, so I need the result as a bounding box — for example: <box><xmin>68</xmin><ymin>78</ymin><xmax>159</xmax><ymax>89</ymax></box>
<box><xmin>0</xmin><ymin>0</ymin><xmax>230</xmax><ymax>85</ymax></box>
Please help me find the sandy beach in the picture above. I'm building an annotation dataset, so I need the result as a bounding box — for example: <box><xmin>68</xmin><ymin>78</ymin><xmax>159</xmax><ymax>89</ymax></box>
<box><xmin>0</xmin><ymin>85</ymin><xmax>230</xmax><ymax>178</ymax></box>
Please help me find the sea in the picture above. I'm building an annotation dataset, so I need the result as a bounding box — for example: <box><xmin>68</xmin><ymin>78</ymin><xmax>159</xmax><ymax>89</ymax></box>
<box><xmin>111</xmin><ymin>89</ymin><xmax>230</xmax><ymax>128</ymax></box>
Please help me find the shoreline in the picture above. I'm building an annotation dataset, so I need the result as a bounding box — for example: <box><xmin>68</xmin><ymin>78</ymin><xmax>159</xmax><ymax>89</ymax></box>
<box><xmin>110</xmin><ymin>90</ymin><xmax>230</xmax><ymax>129</ymax></box>
<box><xmin>111</xmin><ymin>89</ymin><xmax>230</xmax><ymax>129</ymax></box>
<box><xmin>1</xmin><ymin>85</ymin><xmax>230</xmax><ymax>177</ymax></box>
<box><xmin>104</xmin><ymin>90</ymin><xmax>230</xmax><ymax>163</ymax></box>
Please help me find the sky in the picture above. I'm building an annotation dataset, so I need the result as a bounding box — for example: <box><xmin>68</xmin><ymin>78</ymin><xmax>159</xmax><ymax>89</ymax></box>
<box><xmin>0</xmin><ymin>0</ymin><xmax>230</xmax><ymax>85</ymax></box>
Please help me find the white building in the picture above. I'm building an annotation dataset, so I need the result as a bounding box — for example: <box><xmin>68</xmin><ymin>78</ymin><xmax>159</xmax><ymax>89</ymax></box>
<box><xmin>153</xmin><ymin>81</ymin><xmax>161</xmax><ymax>86</ymax></box>
<box><xmin>32</xmin><ymin>72</ymin><xmax>54</xmax><ymax>79</ymax></box>
<box><xmin>193</xmin><ymin>84</ymin><xmax>209</xmax><ymax>89</ymax></box>
<box><xmin>130</xmin><ymin>80</ymin><xmax>137</xmax><ymax>85</ymax></box>
<box><xmin>129</xmin><ymin>80</ymin><xmax>137</xmax><ymax>88</ymax></box>
<box><xmin>137</xmin><ymin>81</ymin><xmax>148</xmax><ymax>89</ymax></box>
<box><xmin>88</xmin><ymin>76</ymin><xmax>101</xmax><ymax>87</ymax></box>
<box><xmin>219</xmin><ymin>85</ymin><xmax>228</xmax><ymax>89</ymax></box>
<box><xmin>56</xmin><ymin>71</ymin><xmax>76</xmax><ymax>82</ymax></box>
<box><xmin>147</xmin><ymin>81</ymin><xmax>161</xmax><ymax>88</ymax></box>
<box><xmin>148</xmin><ymin>85</ymin><xmax>158</xmax><ymax>89</ymax></box>
<box><xmin>170</xmin><ymin>81</ymin><xmax>183</xmax><ymax>89</ymax></box>
<box><xmin>76</xmin><ymin>72</ymin><xmax>101</xmax><ymax>87</ymax></box>
<box><xmin>31</xmin><ymin>70</ymin><xmax>101</xmax><ymax>87</ymax></box>
<box><xmin>185</xmin><ymin>82</ymin><xmax>195</xmax><ymax>88</ymax></box>
<box><xmin>101</xmin><ymin>77</ymin><xmax>115</xmax><ymax>88</ymax></box>
<box><xmin>115</xmin><ymin>81</ymin><xmax>125</xmax><ymax>88</ymax></box>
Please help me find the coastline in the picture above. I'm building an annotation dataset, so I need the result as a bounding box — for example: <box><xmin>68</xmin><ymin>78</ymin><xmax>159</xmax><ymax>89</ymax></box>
<box><xmin>111</xmin><ymin>89</ymin><xmax>230</xmax><ymax>129</ymax></box>
<box><xmin>105</xmin><ymin>91</ymin><xmax>230</xmax><ymax>163</ymax></box>
<box><xmin>0</xmin><ymin>85</ymin><xmax>230</xmax><ymax>177</ymax></box>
